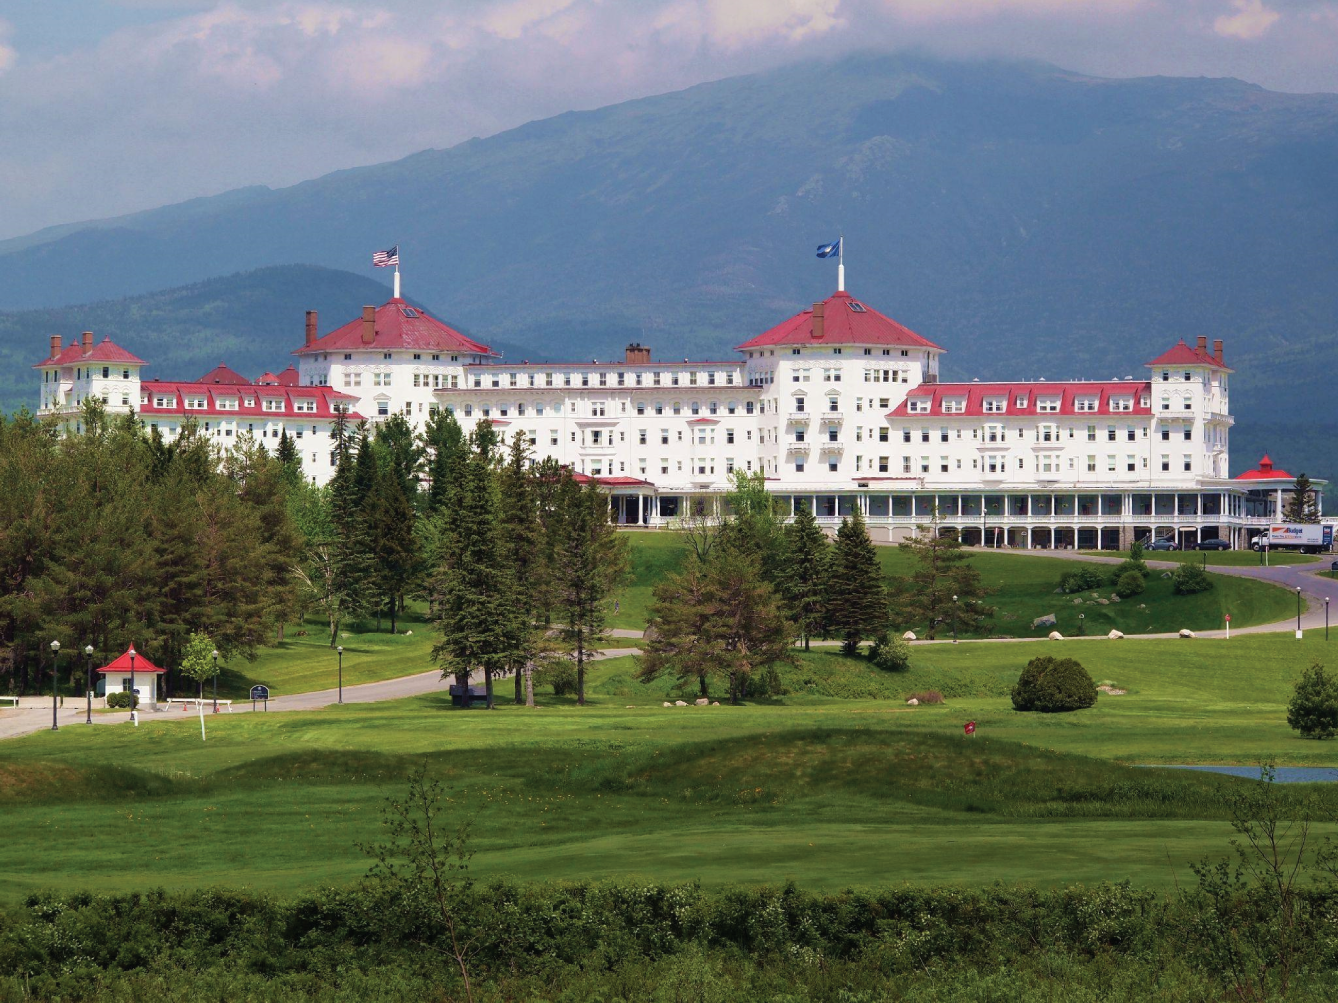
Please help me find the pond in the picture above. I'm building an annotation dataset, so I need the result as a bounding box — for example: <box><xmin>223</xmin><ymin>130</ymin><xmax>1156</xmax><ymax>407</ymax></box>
<box><xmin>1143</xmin><ymin>765</ymin><xmax>1338</xmax><ymax>783</ymax></box>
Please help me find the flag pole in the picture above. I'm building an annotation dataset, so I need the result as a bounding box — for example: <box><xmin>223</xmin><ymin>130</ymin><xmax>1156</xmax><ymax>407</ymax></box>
<box><xmin>837</xmin><ymin>234</ymin><xmax>845</xmax><ymax>292</ymax></box>
<box><xmin>393</xmin><ymin>251</ymin><xmax>401</xmax><ymax>300</ymax></box>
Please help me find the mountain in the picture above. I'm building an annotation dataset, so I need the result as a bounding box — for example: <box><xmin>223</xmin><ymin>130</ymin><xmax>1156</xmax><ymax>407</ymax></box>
<box><xmin>0</xmin><ymin>266</ymin><xmax>530</xmax><ymax>415</ymax></box>
<box><xmin>1</xmin><ymin>54</ymin><xmax>1335</xmax><ymax>477</ymax></box>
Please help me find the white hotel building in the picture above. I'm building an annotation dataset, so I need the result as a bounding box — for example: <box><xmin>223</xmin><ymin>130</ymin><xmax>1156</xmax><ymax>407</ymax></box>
<box><xmin>35</xmin><ymin>287</ymin><xmax>1320</xmax><ymax>549</ymax></box>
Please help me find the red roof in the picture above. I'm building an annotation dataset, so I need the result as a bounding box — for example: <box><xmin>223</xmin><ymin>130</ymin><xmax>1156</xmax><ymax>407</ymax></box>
<box><xmin>138</xmin><ymin>382</ymin><xmax>362</xmax><ymax>421</ymax></box>
<box><xmin>1146</xmin><ymin>340</ymin><xmax>1231</xmax><ymax>371</ymax></box>
<box><xmin>888</xmin><ymin>380</ymin><xmax>1151</xmax><ymax>419</ymax></box>
<box><xmin>197</xmin><ymin>363</ymin><xmax>250</xmax><ymax>385</ymax></box>
<box><xmin>97</xmin><ymin>646</ymin><xmax>166</xmax><ymax>675</ymax></box>
<box><xmin>571</xmin><ymin>473</ymin><xmax>653</xmax><ymax>488</ymax></box>
<box><xmin>254</xmin><ymin>365</ymin><xmax>299</xmax><ymax>386</ymax></box>
<box><xmin>34</xmin><ymin>336</ymin><xmax>147</xmax><ymax>368</ymax></box>
<box><xmin>294</xmin><ymin>299</ymin><xmax>493</xmax><ymax>357</ymax></box>
<box><xmin>736</xmin><ymin>290</ymin><xmax>943</xmax><ymax>352</ymax></box>
<box><xmin>1236</xmin><ymin>454</ymin><xmax>1294</xmax><ymax>481</ymax></box>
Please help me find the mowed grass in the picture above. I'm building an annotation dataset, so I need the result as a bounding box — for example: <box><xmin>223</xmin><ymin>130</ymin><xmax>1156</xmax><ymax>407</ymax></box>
<box><xmin>1081</xmin><ymin>548</ymin><xmax>1321</xmax><ymax>567</ymax></box>
<box><xmin>6</xmin><ymin>632</ymin><xmax>1338</xmax><ymax>902</ymax></box>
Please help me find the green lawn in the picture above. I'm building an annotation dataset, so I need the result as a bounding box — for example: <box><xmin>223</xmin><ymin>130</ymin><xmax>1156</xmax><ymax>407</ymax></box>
<box><xmin>6</xmin><ymin>631</ymin><xmax>1338</xmax><ymax>903</ymax></box>
<box><xmin>1081</xmin><ymin>548</ymin><xmax>1321</xmax><ymax>567</ymax></box>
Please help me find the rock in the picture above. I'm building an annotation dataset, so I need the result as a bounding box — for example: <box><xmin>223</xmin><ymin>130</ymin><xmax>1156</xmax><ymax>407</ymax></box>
<box><xmin>626</xmin><ymin>705</ymin><xmax>635</xmax><ymax>709</ymax></box>
<box><xmin>1108</xmin><ymin>630</ymin><xmax>1124</xmax><ymax>639</ymax></box>
<box><xmin>1053</xmin><ymin>588</ymin><xmax>1064</xmax><ymax>594</ymax></box>
<box><xmin>1161</xmin><ymin>571</ymin><xmax>1173</xmax><ymax>579</ymax></box>
<box><xmin>1138</xmin><ymin>604</ymin><xmax>1148</xmax><ymax>610</ymax></box>
<box><xmin>906</xmin><ymin>698</ymin><xmax>920</xmax><ymax>706</ymax></box>
<box><xmin>711</xmin><ymin>701</ymin><xmax>720</xmax><ymax>706</ymax></box>
<box><xmin>1048</xmin><ymin>631</ymin><xmax>1064</xmax><ymax>640</ymax></box>
<box><xmin>674</xmin><ymin>700</ymin><xmax>688</xmax><ymax>706</ymax></box>
<box><xmin>695</xmin><ymin>697</ymin><xmax>709</xmax><ymax>706</ymax></box>
<box><xmin>1179</xmin><ymin>628</ymin><xmax>1195</xmax><ymax>639</ymax></box>
<box><xmin>1097</xmin><ymin>599</ymin><xmax>1110</xmax><ymax>605</ymax></box>
<box><xmin>404</xmin><ymin>630</ymin><xmax>412</xmax><ymax>635</ymax></box>
<box><xmin>1097</xmin><ymin>685</ymin><xmax>1127</xmax><ymax>696</ymax></box>
<box><xmin>663</xmin><ymin>702</ymin><xmax>672</xmax><ymax>707</ymax></box>
<box><xmin>1072</xmin><ymin>598</ymin><xmax>1083</xmax><ymax>605</ymax></box>
<box><xmin>1032</xmin><ymin>614</ymin><xmax>1057</xmax><ymax>628</ymax></box>
<box><xmin>902</xmin><ymin>631</ymin><xmax>917</xmax><ymax>641</ymax></box>
<box><xmin>1111</xmin><ymin>595</ymin><xmax>1121</xmax><ymax>603</ymax></box>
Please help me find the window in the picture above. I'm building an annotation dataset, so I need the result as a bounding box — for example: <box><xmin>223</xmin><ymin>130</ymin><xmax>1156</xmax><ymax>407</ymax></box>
<box><xmin>1075</xmin><ymin>397</ymin><xmax>1097</xmax><ymax>412</ymax></box>
<box><xmin>1161</xmin><ymin>427</ymin><xmax>1170</xmax><ymax>441</ymax></box>
<box><xmin>795</xmin><ymin>459</ymin><xmax>805</xmax><ymax>472</ymax></box>
<box><xmin>638</xmin><ymin>430</ymin><xmax>647</xmax><ymax>445</ymax></box>
<box><xmin>1086</xmin><ymin>455</ymin><xmax>1096</xmax><ymax>472</ymax></box>
<box><xmin>1126</xmin><ymin>427</ymin><xmax>1136</xmax><ymax>442</ymax></box>
<box><xmin>1037</xmin><ymin>397</ymin><xmax>1059</xmax><ymax>413</ymax></box>
<box><xmin>1183</xmin><ymin>426</ymin><xmax>1192</xmax><ymax>441</ymax></box>
<box><xmin>377</xmin><ymin>401</ymin><xmax>389</xmax><ymax>416</ymax></box>
<box><xmin>1183</xmin><ymin>397</ymin><xmax>1192</xmax><ymax>411</ymax></box>
<box><xmin>828</xmin><ymin>398</ymin><xmax>839</xmax><ymax>412</ymax></box>
<box><xmin>878</xmin><ymin>427</ymin><xmax>889</xmax><ymax>442</ymax></box>
<box><xmin>1161</xmin><ymin>454</ymin><xmax>1170</xmax><ymax>471</ymax></box>
<box><xmin>1184</xmin><ymin>455</ymin><xmax>1192</xmax><ymax>472</ymax></box>
<box><xmin>828</xmin><ymin>458</ymin><xmax>839</xmax><ymax>472</ymax></box>
<box><xmin>1127</xmin><ymin>455</ymin><xmax>1136</xmax><ymax>472</ymax></box>
<box><xmin>1107</xmin><ymin>426</ymin><xmax>1116</xmax><ymax>441</ymax></box>
<box><xmin>984</xmin><ymin>398</ymin><xmax>1006</xmax><ymax>413</ymax></box>
<box><xmin>827</xmin><ymin>427</ymin><xmax>839</xmax><ymax>442</ymax></box>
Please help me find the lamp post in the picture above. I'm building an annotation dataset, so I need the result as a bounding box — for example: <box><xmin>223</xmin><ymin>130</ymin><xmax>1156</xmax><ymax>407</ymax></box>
<box><xmin>49</xmin><ymin>640</ymin><xmax>60</xmax><ymax>732</ymax></box>
<box><xmin>211</xmin><ymin>649</ymin><xmax>219</xmax><ymax>713</ymax></box>
<box><xmin>952</xmin><ymin>595</ymin><xmax>958</xmax><ymax>644</ymax></box>
<box><xmin>337</xmin><ymin>646</ymin><xmax>344</xmax><ymax>703</ymax></box>
<box><xmin>83</xmin><ymin>645</ymin><xmax>93</xmax><ymax>725</ymax></box>
<box><xmin>1326</xmin><ymin>598</ymin><xmax>1331</xmax><ymax>642</ymax></box>
<box><xmin>128</xmin><ymin>645</ymin><xmax>138</xmax><ymax>727</ymax></box>
<box><xmin>1297</xmin><ymin>586</ymin><xmax>1303</xmax><ymax>639</ymax></box>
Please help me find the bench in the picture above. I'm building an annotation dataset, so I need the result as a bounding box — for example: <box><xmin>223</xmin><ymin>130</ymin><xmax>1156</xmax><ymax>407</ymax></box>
<box><xmin>0</xmin><ymin>696</ymin><xmax>20</xmax><ymax>708</ymax></box>
<box><xmin>172</xmin><ymin>698</ymin><xmax>233</xmax><ymax>713</ymax></box>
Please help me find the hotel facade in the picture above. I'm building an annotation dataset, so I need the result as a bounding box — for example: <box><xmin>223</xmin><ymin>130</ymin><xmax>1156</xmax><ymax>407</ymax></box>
<box><xmin>35</xmin><ymin>286</ymin><xmax>1321</xmax><ymax>549</ymax></box>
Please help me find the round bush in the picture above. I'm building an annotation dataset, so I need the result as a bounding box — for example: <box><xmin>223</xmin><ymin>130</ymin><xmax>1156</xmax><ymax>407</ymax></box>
<box><xmin>1288</xmin><ymin>663</ymin><xmax>1338</xmax><ymax>740</ymax></box>
<box><xmin>869</xmin><ymin>632</ymin><xmax>912</xmax><ymax>672</ymax></box>
<box><xmin>1114</xmin><ymin>571</ymin><xmax>1145</xmax><ymax>598</ymax></box>
<box><xmin>106</xmin><ymin>692</ymin><xmax>139</xmax><ymax>709</ymax></box>
<box><xmin>1108</xmin><ymin>559</ymin><xmax>1149</xmax><ymax>584</ymax></box>
<box><xmin>1059</xmin><ymin>566</ymin><xmax>1105</xmax><ymax>594</ymax></box>
<box><xmin>1011</xmin><ymin>656</ymin><xmax>1098</xmax><ymax>713</ymax></box>
<box><xmin>1172</xmin><ymin>564</ymin><xmax>1213</xmax><ymax>595</ymax></box>
<box><xmin>536</xmin><ymin>661</ymin><xmax>577</xmax><ymax>696</ymax></box>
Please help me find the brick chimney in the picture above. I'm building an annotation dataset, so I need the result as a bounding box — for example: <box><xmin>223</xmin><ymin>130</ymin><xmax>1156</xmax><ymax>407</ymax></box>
<box><xmin>811</xmin><ymin>302</ymin><xmax>825</xmax><ymax>340</ymax></box>
<box><xmin>624</xmin><ymin>342</ymin><xmax>651</xmax><ymax>364</ymax></box>
<box><xmin>361</xmin><ymin>306</ymin><xmax>375</xmax><ymax>345</ymax></box>
<box><xmin>49</xmin><ymin>334</ymin><xmax>61</xmax><ymax>360</ymax></box>
<box><xmin>1196</xmin><ymin>335</ymin><xmax>1208</xmax><ymax>355</ymax></box>
<box><xmin>1212</xmin><ymin>339</ymin><xmax>1224</xmax><ymax>365</ymax></box>
<box><xmin>81</xmin><ymin>331</ymin><xmax>93</xmax><ymax>356</ymax></box>
<box><xmin>305</xmin><ymin>310</ymin><xmax>318</xmax><ymax>347</ymax></box>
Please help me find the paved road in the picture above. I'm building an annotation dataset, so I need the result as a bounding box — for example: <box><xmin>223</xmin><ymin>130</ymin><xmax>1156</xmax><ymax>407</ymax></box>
<box><xmin>3</xmin><ymin>555</ymin><xmax>1332</xmax><ymax>741</ymax></box>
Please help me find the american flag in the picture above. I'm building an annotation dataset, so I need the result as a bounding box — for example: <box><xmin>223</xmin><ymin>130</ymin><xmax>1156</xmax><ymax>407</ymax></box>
<box><xmin>372</xmin><ymin>245</ymin><xmax>399</xmax><ymax>267</ymax></box>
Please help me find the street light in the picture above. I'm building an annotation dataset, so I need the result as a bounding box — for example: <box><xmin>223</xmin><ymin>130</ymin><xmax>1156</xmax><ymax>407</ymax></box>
<box><xmin>211</xmin><ymin>650</ymin><xmax>219</xmax><ymax>713</ymax></box>
<box><xmin>128</xmin><ymin>645</ymin><xmax>138</xmax><ymax>727</ymax></box>
<box><xmin>49</xmin><ymin>640</ymin><xmax>60</xmax><ymax>732</ymax></box>
<box><xmin>83</xmin><ymin>645</ymin><xmax>94</xmax><ymax>725</ymax></box>
<box><xmin>952</xmin><ymin>595</ymin><xmax>958</xmax><ymax>644</ymax></box>
<box><xmin>337</xmin><ymin>646</ymin><xmax>344</xmax><ymax>703</ymax></box>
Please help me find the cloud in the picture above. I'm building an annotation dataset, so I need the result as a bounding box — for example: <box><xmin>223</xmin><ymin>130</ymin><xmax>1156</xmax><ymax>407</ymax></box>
<box><xmin>1214</xmin><ymin>0</ymin><xmax>1282</xmax><ymax>38</ymax></box>
<box><xmin>0</xmin><ymin>18</ymin><xmax>15</xmax><ymax>74</ymax></box>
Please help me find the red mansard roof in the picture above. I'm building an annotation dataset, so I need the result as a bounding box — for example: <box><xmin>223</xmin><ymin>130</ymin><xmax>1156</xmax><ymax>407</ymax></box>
<box><xmin>295</xmin><ymin>299</ymin><xmax>493</xmax><ymax>357</ymax></box>
<box><xmin>736</xmin><ymin>290</ymin><xmax>943</xmax><ymax>352</ymax></box>
<box><xmin>1145</xmin><ymin>340</ymin><xmax>1231</xmax><ymax>371</ymax></box>
<box><xmin>138</xmin><ymin>382</ymin><xmax>363</xmax><ymax>420</ymax></box>
<box><xmin>1236</xmin><ymin>454</ymin><xmax>1294</xmax><ymax>481</ymax></box>
<box><xmin>887</xmin><ymin>381</ymin><xmax>1152</xmax><ymax>419</ymax></box>
<box><xmin>197</xmin><ymin>363</ymin><xmax>251</xmax><ymax>385</ymax></box>
<box><xmin>97</xmin><ymin>647</ymin><xmax>166</xmax><ymax>675</ymax></box>
<box><xmin>34</xmin><ymin>337</ymin><xmax>147</xmax><ymax>368</ymax></box>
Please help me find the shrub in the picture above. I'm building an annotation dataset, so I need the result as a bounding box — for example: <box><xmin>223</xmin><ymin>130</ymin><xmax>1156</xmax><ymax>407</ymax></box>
<box><xmin>1171</xmin><ymin>564</ymin><xmax>1213</xmax><ymax>595</ymax></box>
<box><xmin>907</xmin><ymin>690</ymin><xmax>945</xmax><ymax>704</ymax></box>
<box><xmin>1059</xmin><ymin>566</ymin><xmax>1105</xmax><ymax>594</ymax></box>
<box><xmin>1288</xmin><ymin>663</ymin><xmax>1338</xmax><ymax>739</ymax></box>
<box><xmin>869</xmin><ymin>632</ymin><xmax>912</xmax><ymax>672</ymax></box>
<box><xmin>1114</xmin><ymin>571</ymin><xmax>1145</xmax><ymax>598</ymax></box>
<box><xmin>1129</xmin><ymin>540</ymin><xmax>1145</xmax><ymax>563</ymax></box>
<box><xmin>1109</xmin><ymin>559</ymin><xmax>1149</xmax><ymax>584</ymax></box>
<box><xmin>1011</xmin><ymin>656</ymin><xmax>1097</xmax><ymax>713</ymax></box>
<box><xmin>536</xmin><ymin>661</ymin><xmax>578</xmax><ymax>696</ymax></box>
<box><xmin>106</xmin><ymin>692</ymin><xmax>139</xmax><ymax>709</ymax></box>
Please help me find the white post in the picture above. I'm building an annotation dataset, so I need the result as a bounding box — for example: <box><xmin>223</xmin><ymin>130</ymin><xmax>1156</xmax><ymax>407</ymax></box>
<box><xmin>199</xmin><ymin>699</ymin><xmax>206</xmax><ymax>742</ymax></box>
<box><xmin>837</xmin><ymin>236</ymin><xmax>845</xmax><ymax>292</ymax></box>
<box><xmin>393</xmin><ymin>266</ymin><xmax>401</xmax><ymax>300</ymax></box>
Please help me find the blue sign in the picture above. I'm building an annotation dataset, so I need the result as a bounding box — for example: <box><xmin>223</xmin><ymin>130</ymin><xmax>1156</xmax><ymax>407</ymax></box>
<box><xmin>249</xmin><ymin>685</ymin><xmax>270</xmax><ymax>701</ymax></box>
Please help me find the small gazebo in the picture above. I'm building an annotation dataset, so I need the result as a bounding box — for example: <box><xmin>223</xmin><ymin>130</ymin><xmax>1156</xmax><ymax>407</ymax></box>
<box><xmin>97</xmin><ymin>645</ymin><xmax>165</xmax><ymax>709</ymax></box>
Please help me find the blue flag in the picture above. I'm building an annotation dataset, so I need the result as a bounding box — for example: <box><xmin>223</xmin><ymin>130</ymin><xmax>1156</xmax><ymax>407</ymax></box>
<box><xmin>815</xmin><ymin>237</ymin><xmax>842</xmax><ymax>259</ymax></box>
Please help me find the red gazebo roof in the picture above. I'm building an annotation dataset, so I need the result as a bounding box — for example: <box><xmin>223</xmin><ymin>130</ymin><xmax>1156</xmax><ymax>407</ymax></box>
<box><xmin>1235</xmin><ymin>454</ymin><xmax>1294</xmax><ymax>481</ymax></box>
<box><xmin>96</xmin><ymin>646</ymin><xmax>166</xmax><ymax>675</ymax></box>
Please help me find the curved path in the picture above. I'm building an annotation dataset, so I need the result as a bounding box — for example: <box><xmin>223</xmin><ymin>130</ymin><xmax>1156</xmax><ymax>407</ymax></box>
<box><xmin>1</xmin><ymin>554</ymin><xmax>1331</xmax><ymax>741</ymax></box>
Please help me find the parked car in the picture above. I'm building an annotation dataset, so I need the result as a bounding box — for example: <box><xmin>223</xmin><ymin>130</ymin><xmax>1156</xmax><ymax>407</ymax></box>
<box><xmin>1144</xmin><ymin>538</ymin><xmax>1178</xmax><ymax>551</ymax></box>
<box><xmin>1194</xmin><ymin>538</ymin><xmax>1231</xmax><ymax>551</ymax></box>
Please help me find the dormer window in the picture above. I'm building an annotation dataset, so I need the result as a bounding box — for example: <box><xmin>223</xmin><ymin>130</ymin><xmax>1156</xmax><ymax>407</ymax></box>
<box><xmin>1075</xmin><ymin>397</ymin><xmax>1098</xmax><ymax>412</ymax></box>
<box><xmin>1111</xmin><ymin>397</ymin><xmax>1133</xmax><ymax>413</ymax></box>
<box><xmin>908</xmin><ymin>398</ymin><xmax>930</xmax><ymax>414</ymax></box>
<box><xmin>1037</xmin><ymin>397</ymin><xmax>1061</xmax><ymax>413</ymax></box>
<box><xmin>1016</xmin><ymin>395</ymin><xmax>1029</xmax><ymax>408</ymax></box>
<box><xmin>941</xmin><ymin>397</ymin><xmax>966</xmax><ymax>414</ymax></box>
<box><xmin>983</xmin><ymin>397</ymin><xmax>1006</xmax><ymax>413</ymax></box>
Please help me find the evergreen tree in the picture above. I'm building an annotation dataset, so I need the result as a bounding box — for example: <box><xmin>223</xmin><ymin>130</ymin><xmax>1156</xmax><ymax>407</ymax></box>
<box><xmin>548</xmin><ymin>471</ymin><xmax>629</xmax><ymax>706</ymax></box>
<box><xmin>498</xmin><ymin>432</ymin><xmax>543</xmax><ymax>704</ymax></box>
<box><xmin>275</xmin><ymin>429</ymin><xmax>302</xmax><ymax>489</ymax></box>
<box><xmin>1288</xmin><ymin>663</ymin><xmax>1338</xmax><ymax>739</ymax></box>
<box><xmin>364</xmin><ymin>467</ymin><xmax>417</xmax><ymax>633</ymax></box>
<box><xmin>421</xmin><ymin>409</ymin><xmax>465</xmax><ymax>516</ymax></box>
<box><xmin>776</xmin><ymin>502</ymin><xmax>829</xmax><ymax>651</ymax></box>
<box><xmin>374</xmin><ymin>413</ymin><xmax>423</xmax><ymax>502</ymax></box>
<box><xmin>889</xmin><ymin>513</ymin><xmax>997</xmax><ymax>640</ymax></box>
<box><xmin>823</xmin><ymin>507</ymin><xmax>888</xmax><ymax>655</ymax></box>
<box><xmin>1283</xmin><ymin>474</ymin><xmax>1320</xmax><ymax>524</ymax></box>
<box><xmin>718</xmin><ymin>470</ymin><xmax>786</xmax><ymax>583</ymax></box>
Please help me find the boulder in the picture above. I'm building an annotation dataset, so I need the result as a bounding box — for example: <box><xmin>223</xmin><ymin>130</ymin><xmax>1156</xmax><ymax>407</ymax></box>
<box><xmin>1108</xmin><ymin>629</ymin><xmax>1124</xmax><ymax>640</ymax></box>
<box><xmin>1072</xmin><ymin>598</ymin><xmax>1083</xmax><ymax>605</ymax></box>
<box><xmin>1111</xmin><ymin>595</ymin><xmax>1121</xmax><ymax>603</ymax></box>
<box><xmin>902</xmin><ymin>631</ymin><xmax>917</xmax><ymax>641</ymax></box>
<box><xmin>695</xmin><ymin>697</ymin><xmax>709</xmax><ymax>706</ymax></box>
<box><xmin>1161</xmin><ymin>571</ymin><xmax>1173</xmax><ymax>579</ymax></box>
<box><xmin>674</xmin><ymin>700</ymin><xmax>688</xmax><ymax>706</ymax></box>
<box><xmin>1031</xmin><ymin>614</ymin><xmax>1057</xmax><ymax>628</ymax></box>
<box><xmin>663</xmin><ymin>702</ymin><xmax>672</xmax><ymax>707</ymax></box>
<box><xmin>404</xmin><ymin>629</ymin><xmax>413</xmax><ymax>635</ymax></box>
<box><xmin>1097</xmin><ymin>598</ymin><xmax>1110</xmax><ymax>605</ymax></box>
<box><xmin>906</xmin><ymin>698</ymin><xmax>920</xmax><ymax>706</ymax></box>
<box><xmin>711</xmin><ymin>701</ymin><xmax>720</xmax><ymax>706</ymax></box>
<box><xmin>1048</xmin><ymin>630</ymin><xmax>1064</xmax><ymax>640</ymax></box>
<box><xmin>1179</xmin><ymin>628</ymin><xmax>1195</xmax><ymax>639</ymax></box>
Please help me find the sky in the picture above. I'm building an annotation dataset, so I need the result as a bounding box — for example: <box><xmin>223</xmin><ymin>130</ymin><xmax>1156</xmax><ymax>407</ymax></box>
<box><xmin>1</xmin><ymin>0</ymin><xmax>1336</xmax><ymax>240</ymax></box>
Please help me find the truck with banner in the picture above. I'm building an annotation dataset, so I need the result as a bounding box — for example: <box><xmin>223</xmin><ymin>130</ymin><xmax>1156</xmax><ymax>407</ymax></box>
<box><xmin>1251</xmin><ymin>524</ymin><xmax>1334</xmax><ymax>553</ymax></box>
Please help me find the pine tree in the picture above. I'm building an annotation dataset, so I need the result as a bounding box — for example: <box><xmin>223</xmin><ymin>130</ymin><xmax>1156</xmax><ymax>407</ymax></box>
<box><xmin>548</xmin><ymin>471</ymin><xmax>629</xmax><ymax>706</ymax></box>
<box><xmin>776</xmin><ymin>502</ymin><xmax>829</xmax><ymax>650</ymax></box>
<box><xmin>498</xmin><ymin>432</ymin><xmax>543</xmax><ymax>704</ymax></box>
<box><xmin>275</xmin><ymin>429</ymin><xmax>302</xmax><ymax>489</ymax></box>
<box><xmin>374</xmin><ymin>414</ymin><xmax>423</xmax><ymax>502</ymax></box>
<box><xmin>422</xmin><ymin>409</ymin><xmax>465</xmax><ymax>515</ymax></box>
<box><xmin>823</xmin><ymin>507</ymin><xmax>888</xmax><ymax>655</ymax></box>
<box><xmin>364</xmin><ymin>467</ymin><xmax>417</xmax><ymax>633</ymax></box>
<box><xmin>1283</xmin><ymin>474</ymin><xmax>1320</xmax><ymax>524</ymax></box>
<box><xmin>889</xmin><ymin>513</ymin><xmax>997</xmax><ymax>640</ymax></box>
